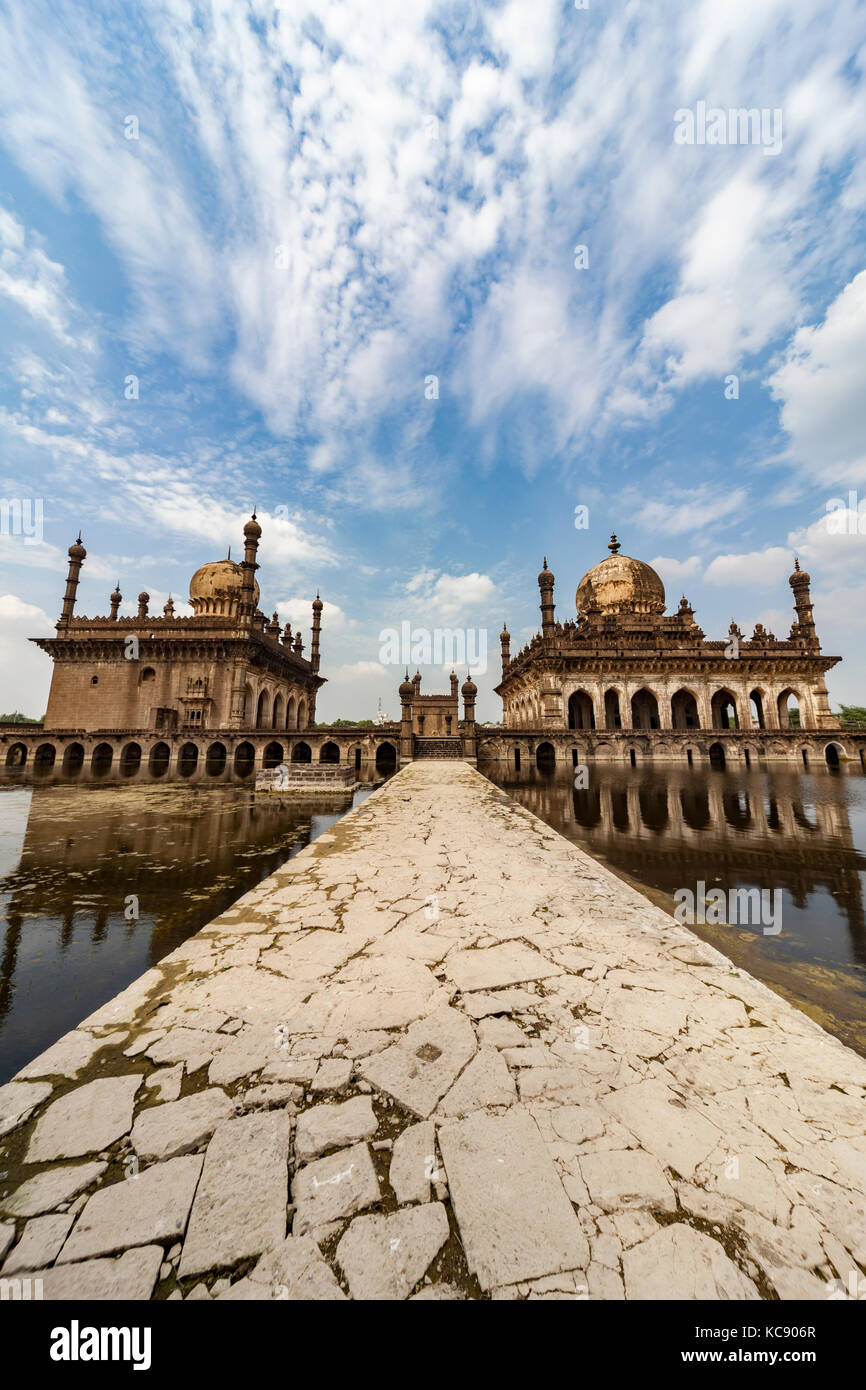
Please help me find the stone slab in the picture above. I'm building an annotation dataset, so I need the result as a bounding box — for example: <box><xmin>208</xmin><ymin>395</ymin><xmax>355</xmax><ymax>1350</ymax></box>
<box><xmin>446</xmin><ymin>943</ymin><xmax>564</xmax><ymax>993</ymax></box>
<box><xmin>26</xmin><ymin>1075</ymin><xmax>143</xmax><ymax>1162</ymax></box>
<box><xmin>360</xmin><ymin>1006</ymin><xmax>477</xmax><ymax>1118</ymax></box>
<box><xmin>295</xmin><ymin>1096</ymin><xmax>378</xmax><ymax>1162</ymax></box>
<box><xmin>22</xmin><ymin>1245</ymin><xmax>163</xmax><ymax>1301</ymax></box>
<box><xmin>622</xmin><ymin>1225</ymin><xmax>760</xmax><ymax>1300</ymax></box>
<box><xmin>178</xmin><ymin>1111</ymin><xmax>290</xmax><ymax>1278</ymax></box>
<box><xmin>60</xmin><ymin>1155</ymin><xmax>203</xmax><ymax>1262</ymax></box>
<box><xmin>2</xmin><ymin>1213</ymin><xmax>74</xmax><ymax>1274</ymax></box>
<box><xmin>0</xmin><ymin>1162</ymin><xmax>107</xmax><ymax>1219</ymax></box>
<box><xmin>336</xmin><ymin>1203</ymin><xmax>450</xmax><ymax>1299</ymax></box>
<box><xmin>292</xmin><ymin>1142</ymin><xmax>380</xmax><ymax>1234</ymax></box>
<box><xmin>438</xmin><ymin>1107</ymin><xmax>588</xmax><ymax>1290</ymax></box>
<box><xmin>130</xmin><ymin>1089</ymin><xmax>234</xmax><ymax>1161</ymax></box>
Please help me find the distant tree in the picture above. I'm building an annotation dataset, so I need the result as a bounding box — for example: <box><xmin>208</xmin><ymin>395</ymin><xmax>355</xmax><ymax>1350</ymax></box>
<box><xmin>316</xmin><ymin>718</ymin><xmax>377</xmax><ymax>728</ymax></box>
<box><xmin>0</xmin><ymin>710</ymin><xmax>43</xmax><ymax>724</ymax></box>
<box><xmin>838</xmin><ymin>705</ymin><xmax>866</xmax><ymax>725</ymax></box>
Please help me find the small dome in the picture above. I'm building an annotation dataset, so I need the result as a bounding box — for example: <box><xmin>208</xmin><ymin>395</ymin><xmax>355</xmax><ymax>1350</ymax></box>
<box><xmin>189</xmin><ymin>558</ymin><xmax>260</xmax><ymax>615</ymax></box>
<box><xmin>577</xmin><ymin>543</ymin><xmax>665</xmax><ymax>616</ymax></box>
<box><xmin>538</xmin><ymin>557</ymin><xmax>554</xmax><ymax>586</ymax></box>
<box><xmin>789</xmin><ymin>558</ymin><xmax>810</xmax><ymax>586</ymax></box>
<box><xmin>399</xmin><ymin>671</ymin><xmax>415</xmax><ymax>698</ymax></box>
<box><xmin>69</xmin><ymin>536</ymin><xmax>86</xmax><ymax>561</ymax></box>
<box><xmin>500</xmin><ymin>622</ymin><xmax>510</xmax><ymax>641</ymax></box>
<box><xmin>312</xmin><ymin>593</ymin><xmax>323</xmax><ymax>611</ymax></box>
<box><xmin>462</xmin><ymin>677</ymin><xmax>477</xmax><ymax>697</ymax></box>
<box><xmin>243</xmin><ymin>511</ymin><xmax>262</xmax><ymax>540</ymax></box>
<box><xmin>138</xmin><ymin>591</ymin><xmax>150</xmax><ymax>603</ymax></box>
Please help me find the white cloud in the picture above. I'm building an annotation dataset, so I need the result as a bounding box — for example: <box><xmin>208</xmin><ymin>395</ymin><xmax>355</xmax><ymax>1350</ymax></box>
<box><xmin>630</xmin><ymin>485</ymin><xmax>749</xmax><ymax>537</ymax></box>
<box><xmin>276</xmin><ymin>598</ymin><xmax>346</xmax><ymax>631</ymax></box>
<box><xmin>403</xmin><ymin>570</ymin><xmax>497</xmax><ymax>624</ymax></box>
<box><xmin>331</xmin><ymin>660</ymin><xmax>388</xmax><ymax>680</ymax></box>
<box><xmin>0</xmin><ymin>593</ymin><xmax>53</xmax><ymax>716</ymax></box>
<box><xmin>649</xmin><ymin>554</ymin><xmax>702</xmax><ymax>586</ymax></box>
<box><xmin>0</xmin><ymin>204</ymin><xmax>78</xmax><ymax>343</ymax></box>
<box><xmin>766</xmin><ymin>269</ymin><xmax>866</xmax><ymax>485</ymax></box>
<box><xmin>704</xmin><ymin>545</ymin><xmax>791</xmax><ymax>586</ymax></box>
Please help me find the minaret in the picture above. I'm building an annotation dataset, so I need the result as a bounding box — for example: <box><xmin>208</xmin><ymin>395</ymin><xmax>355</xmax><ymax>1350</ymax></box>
<box><xmin>461</xmin><ymin>675</ymin><xmax>477</xmax><ymax>758</ymax></box>
<box><xmin>163</xmin><ymin>595</ymin><xmax>175</xmax><ymax>618</ymax></box>
<box><xmin>58</xmin><ymin>535</ymin><xmax>86</xmax><ymax>628</ymax></box>
<box><xmin>789</xmin><ymin>558</ymin><xmax>818</xmax><ymax>648</ymax></box>
<box><xmin>109</xmin><ymin>581</ymin><xmax>122</xmax><ymax>621</ymax></box>
<box><xmin>450</xmin><ymin>670</ymin><xmax>458</xmax><ymax>697</ymax></box>
<box><xmin>137</xmin><ymin>591</ymin><xmax>149</xmax><ymax>619</ymax></box>
<box><xmin>293</xmin><ymin>631</ymin><xmax>304</xmax><ymax>657</ymax></box>
<box><xmin>282</xmin><ymin>621</ymin><xmax>293</xmax><ymax>647</ymax></box>
<box><xmin>266</xmin><ymin>610</ymin><xmax>280</xmax><ymax>639</ymax></box>
<box><xmin>311</xmin><ymin>593</ymin><xmax>323</xmax><ymax>673</ymax></box>
<box><xmin>538</xmin><ymin>558</ymin><xmax>555</xmax><ymax>639</ymax></box>
<box><xmin>239</xmin><ymin>511</ymin><xmax>261</xmax><ymax>625</ymax></box>
<box><xmin>500</xmin><ymin>621</ymin><xmax>510</xmax><ymax>677</ymax></box>
<box><xmin>399</xmin><ymin>670</ymin><xmax>415</xmax><ymax>762</ymax></box>
<box><xmin>413</xmin><ymin>669</ymin><xmax>422</xmax><ymax>696</ymax></box>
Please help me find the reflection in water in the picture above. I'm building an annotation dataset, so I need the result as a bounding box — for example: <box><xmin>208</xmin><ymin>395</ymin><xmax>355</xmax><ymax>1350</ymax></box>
<box><xmin>483</xmin><ymin>761</ymin><xmax>866</xmax><ymax>1056</ymax></box>
<box><xmin>0</xmin><ymin>766</ymin><xmax>389</xmax><ymax>1083</ymax></box>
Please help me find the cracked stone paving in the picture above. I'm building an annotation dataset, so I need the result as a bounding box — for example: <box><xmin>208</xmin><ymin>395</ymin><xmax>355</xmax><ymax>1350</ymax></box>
<box><xmin>1</xmin><ymin>762</ymin><xmax>864</xmax><ymax>1300</ymax></box>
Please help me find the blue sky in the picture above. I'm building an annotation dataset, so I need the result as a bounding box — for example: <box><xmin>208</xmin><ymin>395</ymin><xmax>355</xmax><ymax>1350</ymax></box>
<box><xmin>0</xmin><ymin>0</ymin><xmax>865</xmax><ymax>723</ymax></box>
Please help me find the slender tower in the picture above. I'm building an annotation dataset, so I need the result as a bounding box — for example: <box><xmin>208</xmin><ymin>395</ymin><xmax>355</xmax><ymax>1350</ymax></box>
<box><xmin>238</xmin><ymin>512</ymin><xmax>261</xmax><ymax>626</ymax></box>
<box><xmin>500</xmin><ymin>621</ymin><xmax>510</xmax><ymax>678</ymax></box>
<box><xmin>789</xmin><ymin>558</ymin><xmax>818</xmax><ymax>648</ymax></box>
<box><xmin>57</xmin><ymin>536</ymin><xmax>86</xmax><ymax>628</ymax></box>
<box><xmin>399</xmin><ymin>670</ymin><xmax>415</xmax><ymax>762</ymax></box>
<box><xmin>311</xmin><ymin>593</ymin><xmax>323</xmax><ymax>673</ymax></box>
<box><xmin>109</xmin><ymin>582</ymin><xmax>122</xmax><ymax>621</ymax></box>
<box><xmin>538</xmin><ymin>558</ymin><xmax>555</xmax><ymax>639</ymax></box>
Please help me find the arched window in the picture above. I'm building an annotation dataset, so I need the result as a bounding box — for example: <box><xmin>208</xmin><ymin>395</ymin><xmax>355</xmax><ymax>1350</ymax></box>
<box><xmin>263</xmin><ymin>741</ymin><xmax>284</xmax><ymax>768</ymax></box>
<box><xmin>119</xmin><ymin>742</ymin><xmax>142</xmax><ymax>778</ymax></box>
<box><xmin>567</xmin><ymin>690</ymin><xmax>595</xmax><ymax>730</ymax></box>
<box><xmin>711</xmin><ymin>690</ymin><xmax>739</xmax><ymax>730</ymax></box>
<box><xmin>671</xmin><ymin>689</ymin><xmax>700</xmax><ymax>730</ymax></box>
<box><xmin>777</xmin><ymin>689</ymin><xmax>802</xmax><ymax>729</ymax></box>
<box><xmin>630</xmin><ymin>689</ymin><xmax>660</xmax><ymax>730</ymax></box>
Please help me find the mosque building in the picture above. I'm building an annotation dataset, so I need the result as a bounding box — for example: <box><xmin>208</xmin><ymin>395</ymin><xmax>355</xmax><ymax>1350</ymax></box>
<box><xmin>32</xmin><ymin>514</ymin><xmax>325</xmax><ymax>734</ymax></box>
<box><xmin>494</xmin><ymin>536</ymin><xmax>841</xmax><ymax>746</ymax></box>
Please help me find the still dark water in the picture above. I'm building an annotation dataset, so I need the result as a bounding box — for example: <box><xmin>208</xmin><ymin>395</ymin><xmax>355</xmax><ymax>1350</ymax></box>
<box><xmin>0</xmin><ymin>770</ymin><xmax>389</xmax><ymax>1084</ymax></box>
<box><xmin>482</xmin><ymin>761</ymin><xmax>866</xmax><ymax>1056</ymax></box>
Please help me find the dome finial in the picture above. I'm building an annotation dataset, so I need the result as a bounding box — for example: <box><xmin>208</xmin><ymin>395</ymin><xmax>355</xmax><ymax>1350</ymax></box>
<box><xmin>608</xmin><ymin>533</ymin><xmax>620</xmax><ymax>554</ymax></box>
